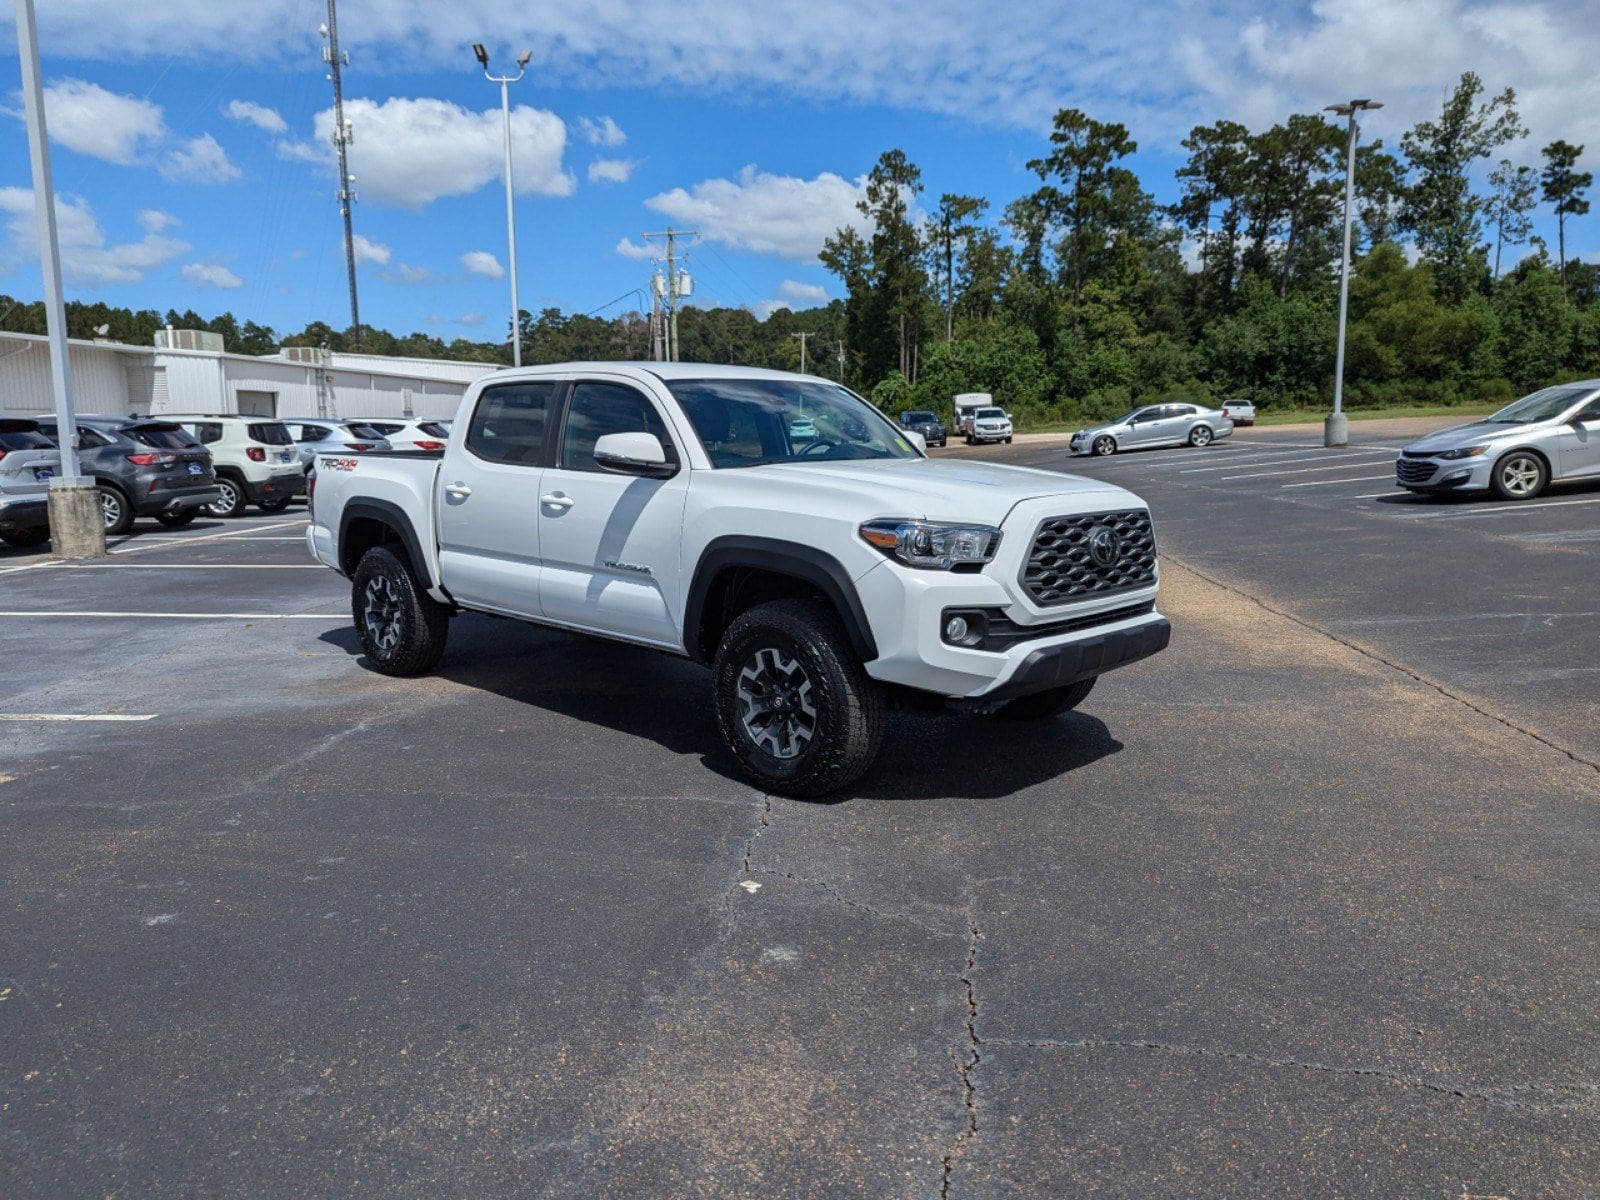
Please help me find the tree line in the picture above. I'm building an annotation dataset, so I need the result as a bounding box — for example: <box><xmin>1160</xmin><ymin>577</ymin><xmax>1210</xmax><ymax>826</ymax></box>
<box><xmin>3</xmin><ymin>71</ymin><xmax>1592</xmax><ymax>428</ymax></box>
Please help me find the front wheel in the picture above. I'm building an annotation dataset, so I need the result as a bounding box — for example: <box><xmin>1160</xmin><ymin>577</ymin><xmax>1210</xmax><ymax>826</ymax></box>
<box><xmin>994</xmin><ymin>676</ymin><xmax>1096</xmax><ymax>721</ymax></box>
<box><xmin>1005</xmin><ymin>436</ymin><xmax>1013</xmax><ymax>444</ymax></box>
<box><xmin>1093</xmin><ymin>436</ymin><xmax>1116</xmax><ymax>456</ymax></box>
<box><xmin>351</xmin><ymin>546</ymin><xmax>450</xmax><ymax>675</ymax></box>
<box><xmin>713</xmin><ymin>598</ymin><xmax>886</xmax><ymax>797</ymax></box>
<box><xmin>1188</xmin><ymin>425</ymin><xmax>1214</xmax><ymax>447</ymax></box>
<box><xmin>207</xmin><ymin>477</ymin><xmax>246</xmax><ymax>519</ymax></box>
<box><xmin>1489</xmin><ymin>451</ymin><xmax>1547</xmax><ymax>501</ymax></box>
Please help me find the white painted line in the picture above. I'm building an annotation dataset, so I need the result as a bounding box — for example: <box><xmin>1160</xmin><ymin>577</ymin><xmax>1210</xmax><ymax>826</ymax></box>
<box><xmin>1396</xmin><ymin>495</ymin><xmax>1600</xmax><ymax>520</ymax></box>
<box><xmin>1183</xmin><ymin>450</ymin><xmax>1393</xmax><ymax>474</ymax></box>
<box><xmin>1223</xmin><ymin>460</ymin><xmax>1405</xmax><ymax>481</ymax></box>
<box><xmin>1281</xmin><ymin>474</ymin><xmax>1396</xmax><ymax>489</ymax></box>
<box><xmin>0</xmin><ymin>712</ymin><xmax>158</xmax><ymax>722</ymax></box>
<box><xmin>45</xmin><ymin>563</ymin><xmax>324</xmax><ymax>570</ymax></box>
<box><xmin>108</xmin><ymin>520</ymin><xmax>307</xmax><ymax>557</ymax></box>
<box><xmin>0</xmin><ymin>610</ymin><xmax>340</xmax><ymax>620</ymax></box>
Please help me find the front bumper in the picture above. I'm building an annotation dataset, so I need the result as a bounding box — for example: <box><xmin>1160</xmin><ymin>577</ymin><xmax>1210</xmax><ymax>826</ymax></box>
<box><xmin>1395</xmin><ymin>456</ymin><xmax>1492</xmax><ymax>492</ymax></box>
<box><xmin>967</xmin><ymin>616</ymin><xmax>1171</xmax><ymax>702</ymax></box>
<box><xmin>0</xmin><ymin>495</ymin><xmax>49</xmax><ymax>534</ymax></box>
<box><xmin>245</xmin><ymin>471</ymin><xmax>308</xmax><ymax>503</ymax></box>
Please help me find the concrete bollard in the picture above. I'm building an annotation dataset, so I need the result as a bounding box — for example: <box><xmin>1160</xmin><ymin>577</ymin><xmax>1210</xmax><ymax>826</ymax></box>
<box><xmin>1323</xmin><ymin>412</ymin><xmax>1349</xmax><ymax>448</ymax></box>
<box><xmin>47</xmin><ymin>480</ymin><xmax>108</xmax><ymax>560</ymax></box>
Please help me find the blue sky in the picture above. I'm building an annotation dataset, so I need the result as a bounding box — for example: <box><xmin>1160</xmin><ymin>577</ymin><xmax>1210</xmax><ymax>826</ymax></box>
<box><xmin>2</xmin><ymin>0</ymin><xmax>1596</xmax><ymax>348</ymax></box>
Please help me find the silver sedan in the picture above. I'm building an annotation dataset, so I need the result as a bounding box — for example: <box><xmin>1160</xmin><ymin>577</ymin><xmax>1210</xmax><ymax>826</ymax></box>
<box><xmin>1396</xmin><ymin>382</ymin><xmax>1600</xmax><ymax>500</ymax></box>
<box><xmin>1069</xmin><ymin>402</ymin><xmax>1233</xmax><ymax>456</ymax></box>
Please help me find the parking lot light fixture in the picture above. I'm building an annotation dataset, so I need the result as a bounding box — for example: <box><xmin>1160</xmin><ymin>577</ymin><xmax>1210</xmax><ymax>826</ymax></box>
<box><xmin>1325</xmin><ymin>98</ymin><xmax>1382</xmax><ymax>448</ymax></box>
<box><xmin>474</xmin><ymin>45</ymin><xmax>532</xmax><ymax>368</ymax></box>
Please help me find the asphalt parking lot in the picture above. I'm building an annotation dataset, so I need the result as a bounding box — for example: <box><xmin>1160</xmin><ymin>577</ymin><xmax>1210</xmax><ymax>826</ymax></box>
<box><xmin>3</xmin><ymin>430</ymin><xmax>1598</xmax><ymax>1198</ymax></box>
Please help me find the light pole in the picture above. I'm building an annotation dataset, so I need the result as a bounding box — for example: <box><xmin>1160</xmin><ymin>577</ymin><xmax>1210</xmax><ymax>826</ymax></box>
<box><xmin>474</xmin><ymin>44</ymin><xmax>531</xmax><ymax>367</ymax></box>
<box><xmin>1324</xmin><ymin>97</ymin><xmax>1382</xmax><ymax>448</ymax></box>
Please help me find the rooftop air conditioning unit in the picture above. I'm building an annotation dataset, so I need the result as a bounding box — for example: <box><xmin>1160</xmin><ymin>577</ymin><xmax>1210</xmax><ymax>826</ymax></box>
<box><xmin>282</xmin><ymin>345</ymin><xmax>334</xmax><ymax>367</ymax></box>
<box><xmin>155</xmin><ymin>328</ymin><xmax>225</xmax><ymax>353</ymax></box>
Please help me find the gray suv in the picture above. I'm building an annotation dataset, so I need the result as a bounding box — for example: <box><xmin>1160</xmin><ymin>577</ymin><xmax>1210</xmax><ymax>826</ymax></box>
<box><xmin>0</xmin><ymin>419</ymin><xmax>60</xmax><ymax>548</ymax></box>
<box><xmin>35</xmin><ymin>415</ymin><xmax>220</xmax><ymax>534</ymax></box>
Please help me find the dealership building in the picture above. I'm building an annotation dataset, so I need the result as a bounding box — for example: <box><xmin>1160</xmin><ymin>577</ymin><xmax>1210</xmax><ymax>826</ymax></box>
<box><xmin>0</xmin><ymin>329</ymin><xmax>499</xmax><ymax>423</ymax></box>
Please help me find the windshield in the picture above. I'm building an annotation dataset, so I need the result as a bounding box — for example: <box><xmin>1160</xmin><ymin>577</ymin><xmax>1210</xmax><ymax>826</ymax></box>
<box><xmin>902</xmin><ymin>411</ymin><xmax>934</xmax><ymax>422</ymax></box>
<box><xmin>976</xmin><ymin>408</ymin><xmax>1005</xmax><ymax>419</ymax></box>
<box><xmin>667</xmin><ymin>378</ymin><xmax>919</xmax><ymax>468</ymax></box>
<box><xmin>128</xmin><ymin>423</ymin><xmax>198</xmax><ymax>450</ymax></box>
<box><xmin>1487</xmin><ymin>385</ymin><xmax>1595</xmax><ymax>424</ymax></box>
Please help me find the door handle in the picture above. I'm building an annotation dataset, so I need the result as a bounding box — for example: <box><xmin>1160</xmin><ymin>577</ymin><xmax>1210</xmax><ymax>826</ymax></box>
<box><xmin>541</xmin><ymin>492</ymin><xmax>574</xmax><ymax>509</ymax></box>
<box><xmin>444</xmin><ymin>482</ymin><xmax>472</xmax><ymax>497</ymax></box>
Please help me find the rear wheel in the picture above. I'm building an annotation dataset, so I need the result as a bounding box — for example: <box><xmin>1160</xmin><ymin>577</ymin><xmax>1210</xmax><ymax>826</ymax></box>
<box><xmin>351</xmin><ymin>546</ymin><xmax>450</xmax><ymax>675</ymax></box>
<box><xmin>1188</xmin><ymin>425</ymin><xmax>1214</xmax><ymax>447</ymax></box>
<box><xmin>713</xmin><ymin>598</ymin><xmax>885</xmax><ymax>797</ymax></box>
<box><xmin>994</xmin><ymin>676</ymin><xmax>1096</xmax><ymax>720</ymax></box>
<box><xmin>156</xmin><ymin>510</ymin><xmax>196</xmax><ymax>527</ymax></box>
<box><xmin>1</xmin><ymin>527</ymin><xmax>49</xmax><ymax>548</ymax></box>
<box><xmin>207</xmin><ymin>477</ymin><xmax>246</xmax><ymax>519</ymax></box>
<box><xmin>1093</xmin><ymin>435</ymin><xmax>1116</xmax><ymax>456</ymax></box>
<box><xmin>99</xmin><ymin>484</ymin><xmax>134</xmax><ymax>535</ymax></box>
<box><xmin>1489</xmin><ymin>450</ymin><xmax>1547</xmax><ymax>501</ymax></box>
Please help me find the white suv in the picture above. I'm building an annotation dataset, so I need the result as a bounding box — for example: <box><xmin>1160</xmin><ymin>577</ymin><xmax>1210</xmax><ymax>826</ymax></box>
<box><xmin>965</xmin><ymin>406</ymin><xmax>1014</xmax><ymax>445</ymax></box>
<box><xmin>167</xmin><ymin>415</ymin><xmax>305</xmax><ymax>517</ymax></box>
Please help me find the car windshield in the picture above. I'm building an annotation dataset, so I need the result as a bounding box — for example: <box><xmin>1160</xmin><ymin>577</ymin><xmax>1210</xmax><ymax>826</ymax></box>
<box><xmin>976</xmin><ymin>408</ymin><xmax>1005</xmax><ymax>419</ymax></box>
<box><xmin>127</xmin><ymin>423</ymin><xmax>197</xmax><ymax>450</ymax></box>
<box><xmin>343</xmin><ymin>423</ymin><xmax>385</xmax><ymax>439</ymax></box>
<box><xmin>248</xmin><ymin>422</ymin><xmax>293</xmax><ymax>445</ymax></box>
<box><xmin>902</xmin><ymin>411</ymin><xmax>934</xmax><ymax>422</ymax></box>
<box><xmin>1487</xmin><ymin>385</ymin><xmax>1596</xmax><ymax>424</ymax></box>
<box><xmin>667</xmin><ymin>378</ymin><xmax>919</xmax><ymax>468</ymax></box>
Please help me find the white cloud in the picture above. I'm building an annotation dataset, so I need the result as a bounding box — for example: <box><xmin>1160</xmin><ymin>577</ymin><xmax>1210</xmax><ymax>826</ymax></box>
<box><xmin>224</xmin><ymin>99</ymin><xmax>287</xmax><ymax>134</ymax></box>
<box><xmin>645</xmin><ymin>166</ymin><xmax>871</xmax><ymax>261</ymax></box>
<box><xmin>750</xmin><ymin>278</ymin><xmax>833</xmax><ymax>320</ymax></box>
<box><xmin>458</xmin><ymin>312</ymin><xmax>485</xmax><ymax>327</ymax></box>
<box><xmin>461</xmin><ymin>250</ymin><xmax>505</xmax><ymax>279</ymax></box>
<box><xmin>37</xmin><ymin>79</ymin><xmax>165</xmax><ymax>165</ymax></box>
<box><xmin>587</xmin><ymin>158</ymin><xmax>638</xmax><ymax>185</ymax></box>
<box><xmin>0</xmin><ymin>186</ymin><xmax>188</xmax><ymax>286</ymax></box>
<box><xmin>180</xmin><ymin>262</ymin><xmax>243</xmax><ymax>289</ymax></box>
<box><xmin>160</xmin><ymin>133</ymin><xmax>241</xmax><ymax>184</ymax></box>
<box><xmin>351</xmin><ymin>234</ymin><xmax>391</xmax><ymax>266</ymax></box>
<box><xmin>615</xmin><ymin>237</ymin><xmax>655</xmax><ymax>261</ymax></box>
<box><xmin>137</xmin><ymin>209</ymin><xmax>179</xmax><ymax>234</ymax></box>
<box><xmin>577</xmin><ymin>116</ymin><xmax>626</xmax><ymax>147</ymax></box>
<box><xmin>380</xmin><ymin>263</ymin><xmax>433</xmax><ymax>284</ymax></box>
<box><xmin>297</xmin><ymin>97</ymin><xmax>573</xmax><ymax>209</ymax></box>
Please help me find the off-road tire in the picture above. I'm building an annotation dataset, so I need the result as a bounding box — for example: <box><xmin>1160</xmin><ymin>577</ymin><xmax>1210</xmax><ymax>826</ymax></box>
<box><xmin>208</xmin><ymin>476</ymin><xmax>246</xmax><ymax>519</ymax></box>
<box><xmin>713</xmin><ymin>598</ymin><xmax>886</xmax><ymax>797</ymax></box>
<box><xmin>1005</xmin><ymin>436</ymin><xmax>1013</xmax><ymax>444</ymax></box>
<box><xmin>258</xmin><ymin>497</ymin><xmax>292</xmax><ymax>513</ymax></box>
<box><xmin>99</xmin><ymin>484</ymin><xmax>134</xmax><ymax>535</ymax></box>
<box><xmin>1</xmin><ymin>526</ymin><xmax>49</xmax><ymax>548</ymax></box>
<box><xmin>1489</xmin><ymin>450</ymin><xmax>1547</xmax><ymax>501</ymax></box>
<box><xmin>994</xmin><ymin>676</ymin><xmax>1096</xmax><ymax>720</ymax></box>
<box><xmin>351</xmin><ymin>545</ymin><xmax>450</xmax><ymax>676</ymax></box>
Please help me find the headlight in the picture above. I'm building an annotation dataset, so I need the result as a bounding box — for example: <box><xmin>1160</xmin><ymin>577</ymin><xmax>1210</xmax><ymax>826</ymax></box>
<box><xmin>1435</xmin><ymin>445</ymin><xmax>1490</xmax><ymax>460</ymax></box>
<box><xmin>859</xmin><ymin>519</ymin><xmax>1002</xmax><ymax>570</ymax></box>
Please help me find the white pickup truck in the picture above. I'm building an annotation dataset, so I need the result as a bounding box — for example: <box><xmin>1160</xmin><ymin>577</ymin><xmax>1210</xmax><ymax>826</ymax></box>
<box><xmin>307</xmin><ymin>363</ymin><xmax>1170</xmax><ymax>796</ymax></box>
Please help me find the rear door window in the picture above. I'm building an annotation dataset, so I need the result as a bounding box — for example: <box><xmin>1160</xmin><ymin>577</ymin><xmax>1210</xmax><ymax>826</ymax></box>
<box><xmin>466</xmin><ymin>382</ymin><xmax>556</xmax><ymax>466</ymax></box>
<box><xmin>248</xmin><ymin>422</ymin><xmax>293</xmax><ymax>445</ymax></box>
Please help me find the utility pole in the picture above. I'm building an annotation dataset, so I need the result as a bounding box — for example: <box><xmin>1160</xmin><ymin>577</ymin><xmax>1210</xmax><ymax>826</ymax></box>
<box><xmin>473</xmin><ymin>44</ymin><xmax>532</xmax><ymax>367</ymax></box>
<box><xmin>321</xmin><ymin>0</ymin><xmax>361</xmax><ymax>350</ymax></box>
<box><xmin>791</xmin><ymin>331</ymin><xmax>812</xmax><ymax>374</ymax></box>
<box><xmin>1323</xmin><ymin>97</ymin><xmax>1382</xmax><ymax>448</ymax></box>
<box><xmin>13</xmin><ymin>0</ymin><xmax>104</xmax><ymax>557</ymax></box>
<box><xmin>642</xmin><ymin>227</ymin><xmax>697</xmax><ymax>360</ymax></box>
<box><xmin>836</xmin><ymin>339</ymin><xmax>846</xmax><ymax>382</ymax></box>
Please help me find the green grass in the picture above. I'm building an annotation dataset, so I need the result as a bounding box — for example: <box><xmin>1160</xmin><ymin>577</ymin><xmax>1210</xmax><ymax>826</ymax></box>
<box><xmin>1020</xmin><ymin>401</ymin><xmax>1499</xmax><ymax>436</ymax></box>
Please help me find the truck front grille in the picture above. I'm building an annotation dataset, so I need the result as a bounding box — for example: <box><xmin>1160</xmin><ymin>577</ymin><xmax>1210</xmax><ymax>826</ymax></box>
<box><xmin>1021</xmin><ymin>510</ymin><xmax>1157</xmax><ymax>605</ymax></box>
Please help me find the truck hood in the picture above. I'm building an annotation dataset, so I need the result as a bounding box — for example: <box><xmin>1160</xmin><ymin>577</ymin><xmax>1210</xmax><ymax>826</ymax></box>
<box><xmin>752</xmin><ymin>457</ymin><xmax>1141</xmax><ymax>526</ymax></box>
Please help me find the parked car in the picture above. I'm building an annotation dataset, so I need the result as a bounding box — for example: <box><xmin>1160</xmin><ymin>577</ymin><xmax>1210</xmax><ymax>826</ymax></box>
<box><xmin>363</xmin><ymin>419</ymin><xmax>453</xmax><ymax>452</ymax></box>
<box><xmin>163</xmin><ymin>414</ymin><xmax>305</xmax><ymax>517</ymax></box>
<box><xmin>0</xmin><ymin>418</ymin><xmax>60</xmax><ymax>548</ymax></box>
<box><xmin>33</xmin><ymin>414</ymin><xmax>219</xmax><ymax>533</ymax></box>
<box><xmin>1069</xmin><ymin>403</ymin><xmax>1233</xmax><ymax>456</ymax></box>
<box><xmin>1396</xmin><ymin>382</ymin><xmax>1600</xmax><ymax>500</ymax></box>
<box><xmin>281</xmin><ymin>419</ymin><xmax>394</xmax><ymax>472</ymax></box>
<box><xmin>1221</xmin><ymin>399</ymin><xmax>1256</xmax><ymax>426</ymax></box>
<box><xmin>307</xmin><ymin>364</ymin><xmax>1170</xmax><ymax>797</ymax></box>
<box><xmin>966</xmin><ymin>406</ymin><xmax>1013</xmax><ymax>445</ymax></box>
<box><xmin>787</xmin><ymin>416</ymin><xmax>818</xmax><ymax>442</ymax></box>
<box><xmin>897</xmin><ymin>410</ymin><xmax>948</xmax><ymax>447</ymax></box>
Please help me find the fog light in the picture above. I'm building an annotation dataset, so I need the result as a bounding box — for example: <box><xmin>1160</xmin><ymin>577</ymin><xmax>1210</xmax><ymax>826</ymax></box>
<box><xmin>1444</xmin><ymin>470</ymin><xmax>1469</xmax><ymax>482</ymax></box>
<box><xmin>945</xmin><ymin>616</ymin><xmax>969</xmax><ymax>642</ymax></box>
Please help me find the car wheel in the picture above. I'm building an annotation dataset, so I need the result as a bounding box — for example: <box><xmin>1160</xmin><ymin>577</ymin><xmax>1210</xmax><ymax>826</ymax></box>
<box><xmin>258</xmin><ymin>497</ymin><xmax>292</xmax><ymax>513</ymax></box>
<box><xmin>156</xmin><ymin>510</ymin><xmax>196</xmax><ymax>527</ymax></box>
<box><xmin>1005</xmin><ymin>436</ymin><xmax>1013</xmax><ymax>444</ymax></box>
<box><xmin>207</xmin><ymin>477</ymin><xmax>246</xmax><ymax>519</ymax></box>
<box><xmin>713</xmin><ymin>598</ymin><xmax>886</xmax><ymax>798</ymax></box>
<box><xmin>98</xmin><ymin>484</ymin><xmax>134</xmax><ymax>535</ymax></box>
<box><xmin>1092</xmin><ymin>435</ymin><xmax>1116</xmax><ymax>456</ymax></box>
<box><xmin>965</xmin><ymin>435</ymin><xmax>975</xmax><ymax>445</ymax></box>
<box><xmin>994</xmin><ymin>676</ymin><xmax>1096</xmax><ymax>721</ymax></box>
<box><xmin>1</xmin><ymin>526</ymin><xmax>50</xmax><ymax>548</ymax></box>
<box><xmin>1188</xmin><ymin>425</ymin><xmax>1214</xmax><ymax>447</ymax></box>
<box><xmin>1489</xmin><ymin>450</ymin><xmax>1547</xmax><ymax>501</ymax></box>
<box><xmin>351</xmin><ymin>546</ymin><xmax>451</xmax><ymax>676</ymax></box>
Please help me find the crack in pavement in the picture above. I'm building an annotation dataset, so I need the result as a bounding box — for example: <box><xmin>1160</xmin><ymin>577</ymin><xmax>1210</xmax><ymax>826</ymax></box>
<box><xmin>983</xmin><ymin>1038</ymin><xmax>1600</xmax><ymax>1117</ymax></box>
<box><xmin>940</xmin><ymin>912</ymin><xmax>982</xmax><ymax>1198</ymax></box>
<box><xmin>750</xmin><ymin>869</ymin><xmax>965</xmax><ymax>939</ymax></box>
<box><xmin>1166</xmin><ymin>555</ymin><xmax>1600</xmax><ymax>777</ymax></box>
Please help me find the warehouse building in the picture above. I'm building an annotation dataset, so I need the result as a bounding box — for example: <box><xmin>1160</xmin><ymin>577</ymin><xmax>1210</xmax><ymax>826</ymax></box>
<box><xmin>0</xmin><ymin>329</ymin><xmax>499</xmax><ymax>422</ymax></box>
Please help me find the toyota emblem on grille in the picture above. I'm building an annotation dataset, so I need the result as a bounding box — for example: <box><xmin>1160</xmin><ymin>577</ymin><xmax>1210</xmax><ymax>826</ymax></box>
<box><xmin>1088</xmin><ymin>525</ymin><xmax>1121</xmax><ymax>568</ymax></box>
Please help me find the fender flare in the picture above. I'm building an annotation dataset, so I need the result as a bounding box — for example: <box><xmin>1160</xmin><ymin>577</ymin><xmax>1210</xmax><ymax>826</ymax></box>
<box><xmin>339</xmin><ymin>498</ymin><xmax>434</xmax><ymax>587</ymax></box>
<box><xmin>683</xmin><ymin>536</ymin><xmax>878</xmax><ymax>665</ymax></box>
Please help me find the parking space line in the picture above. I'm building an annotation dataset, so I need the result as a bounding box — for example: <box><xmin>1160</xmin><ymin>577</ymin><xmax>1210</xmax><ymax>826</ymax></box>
<box><xmin>1222</xmin><ymin>460</ymin><xmax>1403</xmax><ymax>481</ymax></box>
<box><xmin>0</xmin><ymin>712</ymin><xmax>158</xmax><ymax>722</ymax></box>
<box><xmin>1394</xmin><ymin>495</ymin><xmax>1600</xmax><ymax>519</ymax></box>
<box><xmin>1183</xmin><ymin>450</ymin><xmax>1393</xmax><ymax>474</ymax></box>
<box><xmin>0</xmin><ymin>610</ymin><xmax>340</xmax><ymax>619</ymax></box>
<box><xmin>108</xmin><ymin>520</ymin><xmax>307</xmax><ymax>556</ymax></box>
<box><xmin>1281</xmin><ymin>474</ymin><xmax>1396</xmax><ymax>489</ymax></box>
<box><xmin>42</xmin><ymin>563</ymin><xmax>324</xmax><ymax>570</ymax></box>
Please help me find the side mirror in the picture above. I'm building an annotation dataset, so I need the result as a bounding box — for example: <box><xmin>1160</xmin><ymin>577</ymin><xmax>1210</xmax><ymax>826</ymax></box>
<box><xmin>593</xmin><ymin>431</ymin><xmax>676</xmax><ymax>478</ymax></box>
<box><xmin>902</xmin><ymin>429</ymin><xmax>927</xmax><ymax>454</ymax></box>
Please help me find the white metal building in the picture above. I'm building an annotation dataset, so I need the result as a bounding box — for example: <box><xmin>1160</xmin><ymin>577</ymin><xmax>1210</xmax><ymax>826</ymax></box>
<box><xmin>0</xmin><ymin>330</ymin><xmax>499</xmax><ymax>422</ymax></box>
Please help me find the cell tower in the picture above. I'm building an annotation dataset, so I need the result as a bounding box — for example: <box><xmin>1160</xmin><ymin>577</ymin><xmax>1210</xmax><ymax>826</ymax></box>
<box><xmin>321</xmin><ymin>0</ymin><xmax>361</xmax><ymax>350</ymax></box>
